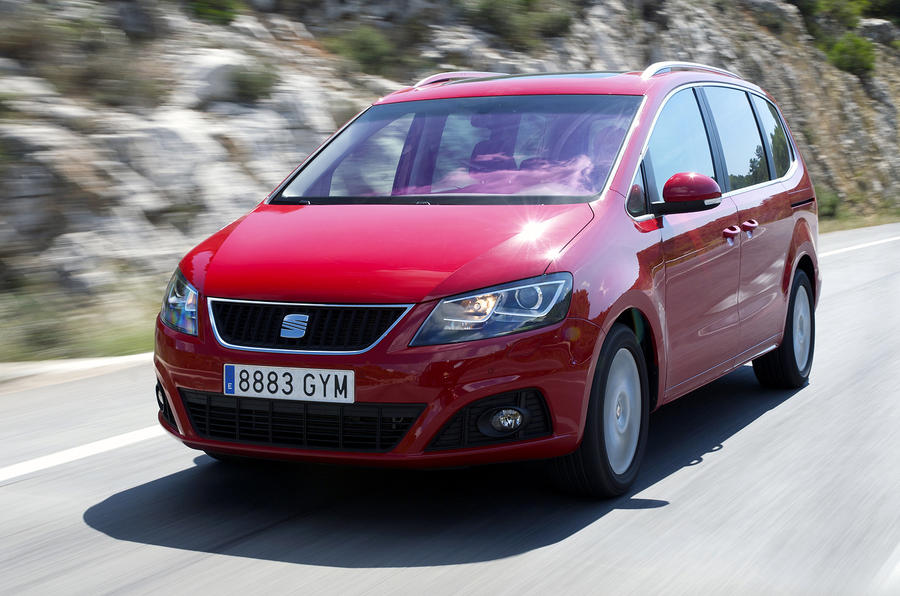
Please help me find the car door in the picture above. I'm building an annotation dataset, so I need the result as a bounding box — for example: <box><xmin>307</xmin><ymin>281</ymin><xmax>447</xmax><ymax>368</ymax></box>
<box><xmin>644</xmin><ymin>87</ymin><xmax>743</xmax><ymax>400</ymax></box>
<box><xmin>701</xmin><ymin>87</ymin><xmax>793</xmax><ymax>358</ymax></box>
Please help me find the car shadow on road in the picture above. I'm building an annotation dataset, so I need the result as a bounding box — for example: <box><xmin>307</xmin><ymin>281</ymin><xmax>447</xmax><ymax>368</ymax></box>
<box><xmin>83</xmin><ymin>366</ymin><xmax>802</xmax><ymax>567</ymax></box>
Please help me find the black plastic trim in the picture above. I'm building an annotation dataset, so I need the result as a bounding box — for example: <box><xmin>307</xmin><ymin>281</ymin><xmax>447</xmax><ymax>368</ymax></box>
<box><xmin>426</xmin><ymin>388</ymin><xmax>552</xmax><ymax>451</ymax></box>
<box><xmin>180</xmin><ymin>389</ymin><xmax>425</xmax><ymax>453</ymax></box>
<box><xmin>791</xmin><ymin>197</ymin><xmax>815</xmax><ymax>208</ymax></box>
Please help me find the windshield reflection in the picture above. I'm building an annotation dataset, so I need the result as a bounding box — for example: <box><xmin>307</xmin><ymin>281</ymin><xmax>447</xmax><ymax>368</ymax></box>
<box><xmin>278</xmin><ymin>94</ymin><xmax>641</xmax><ymax>203</ymax></box>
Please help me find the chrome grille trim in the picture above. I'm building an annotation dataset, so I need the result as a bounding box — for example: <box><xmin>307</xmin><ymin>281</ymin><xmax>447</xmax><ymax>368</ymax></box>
<box><xmin>206</xmin><ymin>297</ymin><xmax>414</xmax><ymax>355</ymax></box>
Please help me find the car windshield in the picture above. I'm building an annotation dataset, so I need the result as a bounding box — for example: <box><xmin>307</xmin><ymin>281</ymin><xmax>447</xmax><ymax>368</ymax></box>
<box><xmin>275</xmin><ymin>94</ymin><xmax>642</xmax><ymax>204</ymax></box>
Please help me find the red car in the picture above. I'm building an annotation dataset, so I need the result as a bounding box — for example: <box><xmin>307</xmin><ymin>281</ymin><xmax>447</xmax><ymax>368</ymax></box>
<box><xmin>155</xmin><ymin>62</ymin><xmax>819</xmax><ymax>497</ymax></box>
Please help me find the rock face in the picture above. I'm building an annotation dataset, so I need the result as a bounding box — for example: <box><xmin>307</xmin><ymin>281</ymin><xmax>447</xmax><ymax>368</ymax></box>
<box><xmin>858</xmin><ymin>18</ymin><xmax>900</xmax><ymax>45</ymax></box>
<box><xmin>574</xmin><ymin>0</ymin><xmax>900</xmax><ymax>215</ymax></box>
<box><xmin>0</xmin><ymin>0</ymin><xmax>898</xmax><ymax>311</ymax></box>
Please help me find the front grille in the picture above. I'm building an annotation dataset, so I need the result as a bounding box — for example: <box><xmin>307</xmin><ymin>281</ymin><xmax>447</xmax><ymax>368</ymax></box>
<box><xmin>427</xmin><ymin>388</ymin><xmax>552</xmax><ymax>451</ymax></box>
<box><xmin>180</xmin><ymin>389</ymin><xmax>424</xmax><ymax>452</ymax></box>
<box><xmin>209</xmin><ymin>299</ymin><xmax>407</xmax><ymax>352</ymax></box>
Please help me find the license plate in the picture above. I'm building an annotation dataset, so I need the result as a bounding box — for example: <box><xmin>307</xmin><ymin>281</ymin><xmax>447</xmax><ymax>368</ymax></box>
<box><xmin>223</xmin><ymin>364</ymin><xmax>354</xmax><ymax>403</ymax></box>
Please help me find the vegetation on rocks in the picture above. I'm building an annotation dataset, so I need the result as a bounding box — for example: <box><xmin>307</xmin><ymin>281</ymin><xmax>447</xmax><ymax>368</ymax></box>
<box><xmin>790</xmin><ymin>0</ymin><xmax>899</xmax><ymax>25</ymax></box>
<box><xmin>189</xmin><ymin>0</ymin><xmax>243</xmax><ymax>25</ymax></box>
<box><xmin>0</xmin><ymin>0</ymin><xmax>898</xmax><ymax>360</ymax></box>
<box><xmin>0</xmin><ymin>6</ymin><xmax>168</xmax><ymax>107</ymax></box>
<box><xmin>787</xmin><ymin>0</ymin><xmax>897</xmax><ymax>74</ymax></box>
<box><xmin>323</xmin><ymin>20</ymin><xmax>433</xmax><ymax>78</ymax></box>
<box><xmin>818</xmin><ymin>0</ymin><xmax>871</xmax><ymax>27</ymax></box>
<box><xmin>231</xmin><ymin>64</ymin><xmax>279</xmax><ymax>103</ymax></box>
<box><xmin>324</xmin><ymin>25</ymin><xmax>399</xmax><ymax>76</ymax></box>
<box><xmin>828</xmin><ymin>32</ymin><xmax>877</xmax><ymax>75</ymax></box>
<box><xmin>465</xmin><ymin>0</ymin><xmax>575</xmax><ymax>51</ymax></box>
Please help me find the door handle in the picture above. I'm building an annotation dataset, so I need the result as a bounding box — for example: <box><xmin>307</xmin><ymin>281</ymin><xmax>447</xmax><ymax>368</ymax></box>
<box><xmin>740</xmin><ymin>219</ymin><xmax>759</xmax><ymax>231</ymax></box>
<box><xmin>722</xmin><ymin>225</ymin><xmax>741</xmax><ymax>239</ymax></box>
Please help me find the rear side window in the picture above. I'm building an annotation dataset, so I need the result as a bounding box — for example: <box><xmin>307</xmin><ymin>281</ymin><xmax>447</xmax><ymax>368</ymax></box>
<box><xmin>646</xmin><ymin>88</ymin><xmax>716</xmax><ymax>200</ymax></box>
<box><xmin>751</xmin><ymin>95</ymin><xmax>792</xmax><ymax>178</ymax></box>
<box><xmin>704</xmin><ymin>87</ymin><xmax>769</xmax><ymax>191</ymax></box>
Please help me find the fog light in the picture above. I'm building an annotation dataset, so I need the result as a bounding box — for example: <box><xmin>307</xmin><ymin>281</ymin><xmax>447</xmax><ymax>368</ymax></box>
<box><xmin>156</xmin><ymin>383</ymin><xmax>166</xmax><ymax>409</ymax></box>
<box><xmin>476</xmin><ymin>405</ymin><xmax>529</xmax><ymax>437</ymax></box>
<box><xmin>490</xmin><ymin>408</ymin><xmax>524</xmax><ymax>433</ymax></box>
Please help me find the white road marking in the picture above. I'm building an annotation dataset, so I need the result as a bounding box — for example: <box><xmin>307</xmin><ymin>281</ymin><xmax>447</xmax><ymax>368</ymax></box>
<box><xmin>874</xmin><ymin>540</ymin><xmax>900</xmax><ymax>594</ymax></box>
<box><xmin>820</xmin><ymin>235</ymin><xmax>900</xmax><ymax>258</ymax></box>
<box><xmin>0</xmin><ymin>426</ymin><xmax>165</xmax><ymax>484</ymax></box>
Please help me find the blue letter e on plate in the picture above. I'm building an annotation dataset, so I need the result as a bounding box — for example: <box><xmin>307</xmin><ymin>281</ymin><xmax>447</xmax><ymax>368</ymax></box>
<box><xmin>224</xmin><ymin>364</ymin><xmax>235</xmax><ymax>394</ymax></box>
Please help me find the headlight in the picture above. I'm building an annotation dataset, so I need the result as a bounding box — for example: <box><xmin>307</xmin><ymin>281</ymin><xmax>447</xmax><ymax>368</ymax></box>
<box><xmin>161</xmin><ymin>269</ymin><xmax>199</xmax><ymax>335</ymax></box>
<box><xmin>410</xmin><ymin>272</ymin><xmax>573</xmax><ymax>346</ymax></box>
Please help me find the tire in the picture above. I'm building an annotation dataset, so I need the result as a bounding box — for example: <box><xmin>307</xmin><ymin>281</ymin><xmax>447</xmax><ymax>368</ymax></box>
<box><xmin>752</xmin><ymin>269</ymin><xmax>815</xmax><ymax>389</ymax></box>
<box><xmin>552</xmin><ymin>323</ymin><xmax>650</xmax><ymax>498</ymax></box>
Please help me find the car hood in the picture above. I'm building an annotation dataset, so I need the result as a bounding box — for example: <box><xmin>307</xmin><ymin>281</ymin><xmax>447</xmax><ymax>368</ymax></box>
<box><xmin>182</xmin><ymin>202</ymin><xmax>593</xmax><ymax>304</ymax></box>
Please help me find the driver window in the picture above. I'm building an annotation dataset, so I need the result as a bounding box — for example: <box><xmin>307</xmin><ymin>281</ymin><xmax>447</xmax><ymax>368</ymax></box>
<box><xmin>646</xmin><ymin>89</ymin><xmax>716</xmax><ymax>201</ymax></box>
<box><xmin>330</xmin><ymin>113</ymin><xmax>414</xmax><ymax>196</ymax></box>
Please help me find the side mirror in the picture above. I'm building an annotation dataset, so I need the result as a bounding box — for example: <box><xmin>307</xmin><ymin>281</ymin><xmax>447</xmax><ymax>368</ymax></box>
<box><xmin>651</xmin><ymin>173</ymin><xmax>722</xmax><ymax>216</ymax></box>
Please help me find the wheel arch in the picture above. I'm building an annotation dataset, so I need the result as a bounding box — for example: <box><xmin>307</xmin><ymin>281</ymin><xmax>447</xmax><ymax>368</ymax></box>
<box><xmin>795</xmin><ymin>253</ymin><xmax>816</xmax><ymax>301</ymax></box>
<box><xmin>604</xmin><ymin>305</ymin><xmax>662</xmax><ymax>412</ymax></box>
<box><xmin>784</xmin><ymin>217</ymin><xmax>820</xmax><ymax>307</ymax></box>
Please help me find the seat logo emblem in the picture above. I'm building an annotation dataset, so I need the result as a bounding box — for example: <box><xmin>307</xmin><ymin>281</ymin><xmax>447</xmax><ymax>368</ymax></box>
<box><xmin>280</xmin><ymin>314</ymin><xmax>309</xmax><ymax>339</ymax></box>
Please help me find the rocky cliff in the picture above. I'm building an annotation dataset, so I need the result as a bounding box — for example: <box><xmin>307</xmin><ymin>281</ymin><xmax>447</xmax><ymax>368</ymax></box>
<box><xmin>0</xmin><ymin>0</ymin><xmax>898</xmax><ymax>357</ymax></box>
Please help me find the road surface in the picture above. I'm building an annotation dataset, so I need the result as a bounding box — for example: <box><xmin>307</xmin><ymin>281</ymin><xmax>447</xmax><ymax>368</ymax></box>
<box><xmin>2</xmin><ymin>223</ymin><xmax>899</xmax><ymax>594</ymax></box>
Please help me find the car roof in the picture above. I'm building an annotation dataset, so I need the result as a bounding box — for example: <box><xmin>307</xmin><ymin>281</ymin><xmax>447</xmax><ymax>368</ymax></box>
<box><xmin>375</xmin><ymin>65</ymin><xmax>768</xmax><ymax>105</ymax></box>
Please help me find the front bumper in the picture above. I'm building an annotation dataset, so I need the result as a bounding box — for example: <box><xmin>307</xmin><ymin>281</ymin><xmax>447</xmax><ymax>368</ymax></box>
<box><xmin>154</xmin><ymin>299</ymin><xmax>601</xmax><ymax>468</ymax></box>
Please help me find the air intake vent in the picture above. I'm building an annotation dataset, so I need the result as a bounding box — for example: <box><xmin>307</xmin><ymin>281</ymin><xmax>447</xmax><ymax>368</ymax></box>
<box><xmin>156</xmin><ymin>382</ymin><xmax>177</xmax><ymax>428</ymax></box>
<box><xmin>209</xmin><ymin>299</ymin><xmax>408</xmax><ymax>353</ymax></box>
<box><xmin>426</xmin><ymin>388</ymin><xmax>552</xmax><ymax>451</ymax></box>
<box><xmin>180</xmin><ymin>389</ymin><xmax>424</xmax><ymax>453</ymax></box>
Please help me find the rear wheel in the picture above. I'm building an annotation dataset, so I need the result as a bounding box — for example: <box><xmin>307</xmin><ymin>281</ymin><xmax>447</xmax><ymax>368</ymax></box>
<box><xmin>552</xmin><ymin>323</ymin><xmax>650</xmax><ymax>498</ymax></box>
<box><xmin>752</xmin><ymin>270</ymin><xmax>815</xmax><ymax>388</ymax></box>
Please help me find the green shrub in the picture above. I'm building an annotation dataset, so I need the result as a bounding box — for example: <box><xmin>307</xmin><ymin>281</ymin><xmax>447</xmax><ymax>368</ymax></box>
<box><xmin>865</xmin><ymin>0</ymin><xmax>900</xmax><ymax>22</ymax></box>
<box><xmin>39</xmin><ymin>44</ymin><xmax>168</xmax><ymax>107</ymax></box>
<box><xmin>827</xmin><ymin>32</ymin><xmax>876</xmax><ymax>75</ymax></box>
<box><xmin>531</xmin><ymin>7</ymin><xmax>572</xmax><ymax>37</ymax></box>
<box><xmin>324</xmin><ymin>25</ymin><xmax>398</xmax><ymax>76</ymax></box>
<box><xmin>0</xmin><ymin>6</ymin><xmax>167</xmax><ymax>108</ymax></box>
<box><xmin>756</xmin><ymin>10</ymin><xmax>785</xmax><ymax>32</ymax></box>
<box><xmin>0</xmin><ymin>286</ymin><xmax>159</xmax><ymax>361</ymax></box>
<box><xmin>188</xmin><ymin>0</ymin><xmax>241</xmax><ymax>25</ymax></box>
<box><xmin>816</xmin><ymin>185</ymin><xmax>841</xmax><ymax>217</ymax></box>
<box><xmin>231</xmin><ymin>64</ymin><xmax>278</xmax><ymax>102</ymax></box>
<box><xmin>786</xmin><ymin>0</ymin><xmax>819</xmax><ymax>17</ymax></box>
<box><xmin>467</xmin><ymin>0</ymin><xmax>574</xmax><ymax>52</ymax></box>
<box><xmin>818</xmin><ymin>0</ymin><xmax>870</xmax><ymax>27</ymax></box>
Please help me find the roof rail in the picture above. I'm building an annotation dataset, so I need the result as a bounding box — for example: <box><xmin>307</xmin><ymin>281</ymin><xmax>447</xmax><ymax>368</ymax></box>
<box><xmin>640</xmin><ymin>61</ymin><xmax>742</xmax><ymax>80</ymax></box>
<box><xmin>413</xmin><ymin>71</ymin><xmax>506</xmax><ymax>87</ymax></box>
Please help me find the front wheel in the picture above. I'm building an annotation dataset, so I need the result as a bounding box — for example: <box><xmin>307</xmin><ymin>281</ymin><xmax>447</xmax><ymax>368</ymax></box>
<box><xmin>752</xmin><ymin>269</ymin><xmax>815</xmax><ymax>388</ymax></box>
<box><xmin>552</xmin><ymin>323</ymin><xmax>650</xmax><ymax>498</ymax></box>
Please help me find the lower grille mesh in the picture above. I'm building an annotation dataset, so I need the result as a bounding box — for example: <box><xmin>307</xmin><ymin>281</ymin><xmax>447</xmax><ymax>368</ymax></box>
<box><xmin>180</xmin><ymin>390</ymin><xmax>424</xmax><ymax>452</ymax></box>
<box><xmin>427</xmin><ymin>388</ymin><xmax>552</xmax><ymax>451</ymax></box>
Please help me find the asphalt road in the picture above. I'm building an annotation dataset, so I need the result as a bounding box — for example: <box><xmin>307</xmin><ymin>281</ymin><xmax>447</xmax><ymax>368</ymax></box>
<box><xmin>2</xmin><ymin>223</ymin><xmax>899</xmax><ymax>595</ymax></box>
